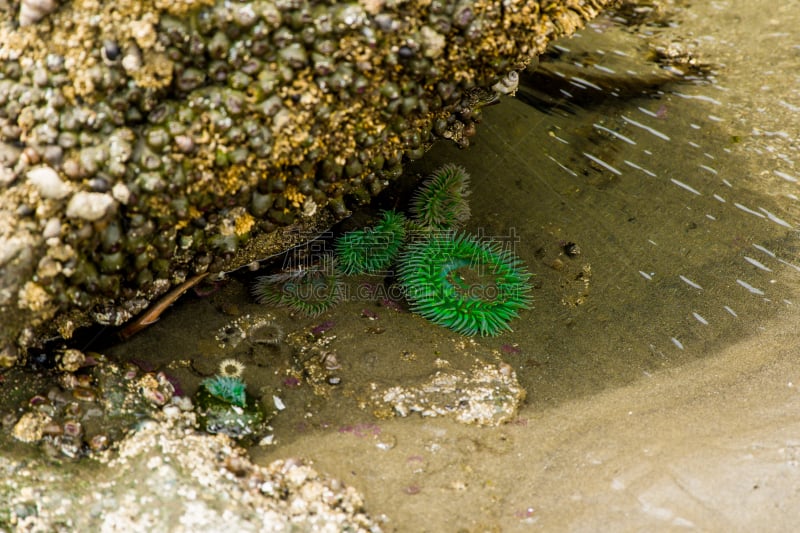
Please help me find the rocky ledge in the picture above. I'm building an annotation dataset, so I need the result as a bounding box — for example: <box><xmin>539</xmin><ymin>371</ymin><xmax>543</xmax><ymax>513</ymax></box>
<box><xmin>0</xmin><ymin>0</ymin><xmax>613</xmax><ymax>362</ymax></box>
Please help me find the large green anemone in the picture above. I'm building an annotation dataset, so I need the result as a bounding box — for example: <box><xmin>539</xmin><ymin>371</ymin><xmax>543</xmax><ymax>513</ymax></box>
<box><xmin>336</xmin><ymin>210</ymin><xmax>407</xmax><ymax>275</ymax></box>
<box><xmin>410</xmin><ymin>164</ymin><xmax>471</xmax><ymax>230</ymax></box>
<box><xmin>252</xmin><ymin>255</ymin><xmax>344</xmax><ymax>317</ymax></box>
<box><xmin>398</xmin><ymin>231</ymin><xmax>532</xmax><ymax>336</ymax></box>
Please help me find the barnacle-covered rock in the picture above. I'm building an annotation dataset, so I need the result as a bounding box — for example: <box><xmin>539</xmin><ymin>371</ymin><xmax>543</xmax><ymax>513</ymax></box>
<box><xmin>0</xmin><ymin>0</ymin><xmax>614</xmax><ymax>361</ymax></box>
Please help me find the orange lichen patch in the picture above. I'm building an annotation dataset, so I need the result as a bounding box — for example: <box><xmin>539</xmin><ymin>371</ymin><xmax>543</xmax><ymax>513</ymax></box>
<box><xmin>284</xmin><ymin>185</ymin><xmax>305</xmax><ymax>209</ymax></box>
<box><xmin>217</xmin><ymin>165</ymin><xmax>250</xmax><ymax>197</ymax></box>
<box><xmin>136</xmin><ymin>50</ymin><xmax>175</xmax><ymax>89</ymax></box>
<box><xmin>175</xmin><ymin>205</ymin><xmax>202</xmax><ymax>230</ymax></box>
<box><xmin>234</xmin><ymin>211</ymin><xmax>255</xmax><ymax>236</ymax></box>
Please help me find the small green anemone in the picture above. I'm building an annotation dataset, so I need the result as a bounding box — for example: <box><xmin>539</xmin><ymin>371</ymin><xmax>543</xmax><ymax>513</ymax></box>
<box><xmin>252</xmin><ymin>254</ymin><xmax>343</xmax><ymax>317</ymax></box>
<box><xmin>201</xmin><ymin>375</ymin><xmax>247</xmax><ymax>408</ymax></box>
<box><xmin>399</xmin><ymin>231</ymin><xmax>532</xmax><ymax>336</ymax></box>
<box><xmin>336</xmin><ymin>210</ymin><xmax>407</xmax><ymax>275</ymax></box>
<box><xmin>196</xmin><ymin>374</ymin><xmax>267</xmax><ymax>442</ymax></box>
<box><xmin>410</xmin><ymin>164</ymin><xmax>471</xmax><ymax>230</ymax></box>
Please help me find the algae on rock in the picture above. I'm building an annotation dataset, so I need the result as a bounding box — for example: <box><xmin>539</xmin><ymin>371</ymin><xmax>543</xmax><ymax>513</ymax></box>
<box><xmin>0</xmin><ymin>0</ymin><xmax>614</xmax><ymax>360</ymax></box>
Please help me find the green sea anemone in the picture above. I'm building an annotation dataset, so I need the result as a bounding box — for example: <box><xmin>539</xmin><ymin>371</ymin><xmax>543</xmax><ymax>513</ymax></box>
<box><xmin>252</xmin><ymin>255</ymin><xmax>344</xmax><ymax>317</ymax></box>
<box><xmin>336</xmin><ymin>210</ymin><xmax>407</xmax><ymax>275</ymax></box>
<box><xmin>201</xmin><ymin>375</ymin><xmax>247</xmax><ymax>408</ymax></box>
<box><xmin>398</xmin><ymin>231</ymin><xmax>532</xmax><ymax>336</ymax></box>
<box><xmin>410</xmin><ymin>164</ymin><xmax>471</xmax><ymax>230</ymax></box>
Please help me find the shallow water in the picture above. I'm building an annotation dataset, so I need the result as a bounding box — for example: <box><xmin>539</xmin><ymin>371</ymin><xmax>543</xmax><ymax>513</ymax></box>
<box><xmin>105</xmin><ymin>0</ymin><xmax>800</xmax><ymax>529</ymax></box>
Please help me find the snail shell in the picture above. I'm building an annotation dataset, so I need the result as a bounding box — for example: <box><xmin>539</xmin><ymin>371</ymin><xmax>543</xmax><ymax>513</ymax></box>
<box><xmin>492</xmin><ymin>70</ymin><xmax>520</xmax><ymax>96</ymax></box>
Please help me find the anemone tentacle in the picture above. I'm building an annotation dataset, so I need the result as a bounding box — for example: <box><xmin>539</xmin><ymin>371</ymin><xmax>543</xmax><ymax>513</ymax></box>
<box><xmin>252</xmin><ymin>254</ymin><xmax>344</xmax><ymax>316</ymax></box>
<box><xmin>201</xmin><ymin>375</ymin><xmax>247</xmax><ymax>408</ymax></box>
<box><xmin>336</xmin><ymin>210</ymin><xmax>407</xmax><ymax>275</ymax></box>
<box><xmin>410</xmin><ymin>164</ymin><xmax>471</xmax><ymax>230</ymax></box>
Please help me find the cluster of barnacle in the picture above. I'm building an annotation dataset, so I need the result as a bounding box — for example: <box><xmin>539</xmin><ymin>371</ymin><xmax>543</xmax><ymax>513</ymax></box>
<box><xmin>0</xmin><ymin>0</ymin><xmax>613</xmax><ymax>355</ymax></box>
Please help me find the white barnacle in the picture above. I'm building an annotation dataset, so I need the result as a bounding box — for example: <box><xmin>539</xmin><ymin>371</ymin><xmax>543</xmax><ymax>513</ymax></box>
<box><xmin>302</xmin><ymin>197</ymin><xmax>317</xmax><ymax>217</ymax></box>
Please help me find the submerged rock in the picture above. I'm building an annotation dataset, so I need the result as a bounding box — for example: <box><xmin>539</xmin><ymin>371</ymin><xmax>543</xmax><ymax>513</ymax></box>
<box><xmin>1</xmin><ymin>356</ymin><xmax>176</xmax><ymax>459</ymax></box>
<box><xmin>375</xmin><ymin>361</ymin><xmax>525</xmax><ymax>425</ymax></box>
<box><xmin>0</xmin><ymin>0</ymin><xmax>614</xmax><ymax>360</ymax></box>
<box><xmin>195</xmin><ymin>375</ymin><xmax>271</xmax><ymax>443</ymax></box>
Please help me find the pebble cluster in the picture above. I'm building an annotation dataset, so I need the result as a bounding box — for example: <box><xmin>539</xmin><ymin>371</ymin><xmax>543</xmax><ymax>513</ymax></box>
<box><xmin>2</xmin><ymin>408</ymin><xmax>381</xmax><ymax>531</ymax></box>
<box><xmin>2</xmin><ymin>353</ymin><xmax>177</xmax><ymax>459</ymax></box>
<box><xmin>0</xmin><ymin>0</ymin><xmax>613</xmax><ymax>360</ymax></box>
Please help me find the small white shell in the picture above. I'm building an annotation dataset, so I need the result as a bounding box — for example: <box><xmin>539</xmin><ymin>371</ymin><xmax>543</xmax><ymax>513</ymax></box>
<box><xmin>492</xmin><ymin>71</ymin><xmax>520</xmax><ymax>96</ymax></box>
<box><xmin>19</xmin><ymin>0</ymin><xmax>59</xmax><ymax>27</ymax></box>
<box><xmin>273</xmin><ymin>396</ymin><xmax>286</xmax><ymax>411</ymax></box>
<box><xmin>302</xmin><ymin>197</ymin><xmax>317</xmax><ymax>217</ymax></box>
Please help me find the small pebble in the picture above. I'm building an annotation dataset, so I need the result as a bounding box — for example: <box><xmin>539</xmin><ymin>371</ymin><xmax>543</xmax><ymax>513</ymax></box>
<box><xmin>273</xmin><ymin>396</ymin><xmax>286</xmax><ymax>410</ymax></box>
<box><xmin>65</xmin><ymin>192</ymin><xmax>116</xmax><ymax>221</ymax></box>
<box><xmin>162</xmin><ymin>404</ymin><xmax>181</xmax><ymax>419</ymax></box>
<box><xmin>27</xmin><ymin>166</ymin><xmax>72</xmax><ymax>199</ymax></box>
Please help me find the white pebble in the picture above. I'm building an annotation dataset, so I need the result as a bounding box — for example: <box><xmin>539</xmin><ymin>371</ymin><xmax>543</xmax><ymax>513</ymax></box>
<box><xmin>27</xmin><ymin>166</ymin><xmax>72</xmax><ymax>199</ymax></box>
<box><xmin>172</xmin><ymin>396</ymin><xmax>194</xmax><ymax>411</ymax></box>
<box><xmin>162</xmin><ymin>404</ymin><xmax>181</xmax><ymax>419</ymax></box>
<box><xmin>19</xmin><ymin>0</ymin><xmax>59</xmax><ymax>26</ymax></box>
<box><xmin>112</xmin><ymin>182</ymin><xmax>131</xmax><ymax>204</ymax></box>
<box><xmin>0</xmin><ymin>166</ymin><xmax>16</xmax><ymax>186</ymax></box>
<box><xmin>42</xmin><ymin>217</ymin><xmax>61</xmax><ymax>239</ymax></box>
<box><xmin>66</xmin><ymin>192</ymin><xmax>116</xmax><ymax>221</ymax></box>
<box><xmin>0</xmin><ymin>236</ymin><xmax>26</xmax><ymax>267</ymax></box>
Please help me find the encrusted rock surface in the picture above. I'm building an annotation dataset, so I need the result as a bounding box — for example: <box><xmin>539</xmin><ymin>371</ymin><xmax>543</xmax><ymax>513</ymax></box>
<box><xmin>375</xmin><ymin>361</ymin><xmax>524</xmax><ymax>425</ymax></box>
<box><xmin>1</xmin><ymin>354</ymin><xmax>178</xmax><ymax>459</ymax></box>
<box><xmin>1</xmin><ymin>408</ymin><xmax>381</xmax><ymax>531</ymax></box>
<box><xmin>0</xmin><ymin>0</ymin><xmax>614</xmax><ymax>360</ymax></box>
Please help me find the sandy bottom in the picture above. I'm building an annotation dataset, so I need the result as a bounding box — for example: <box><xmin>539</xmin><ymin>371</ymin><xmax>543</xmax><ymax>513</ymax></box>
<box><xmin>263</xmin><ymin>305</ymin><xmax>800</xmax><ymax>530</ymax></box>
